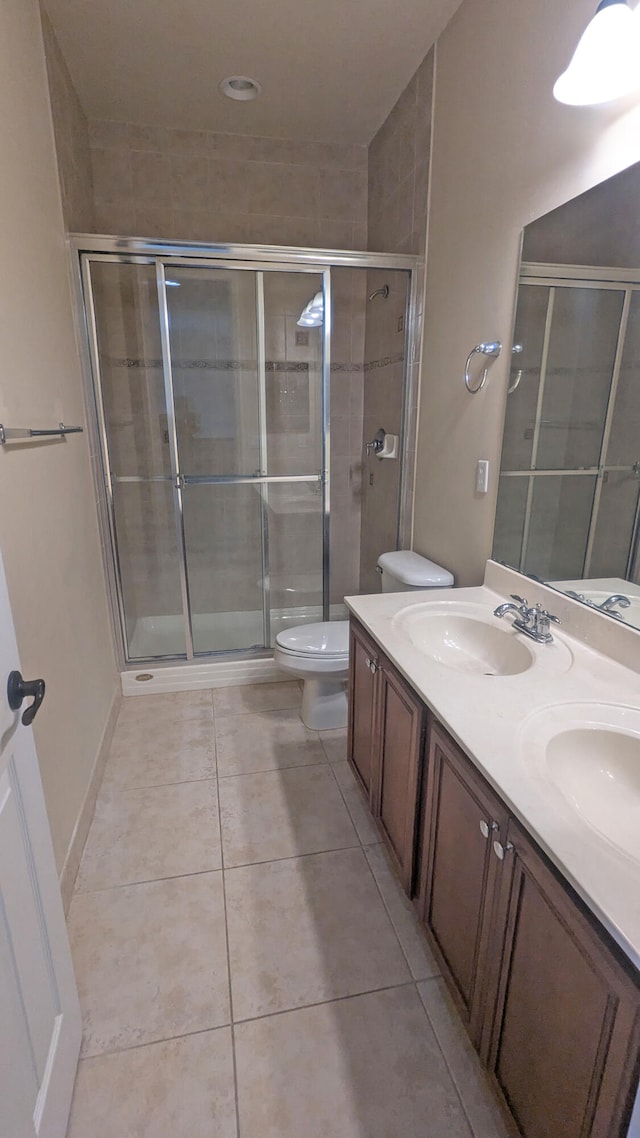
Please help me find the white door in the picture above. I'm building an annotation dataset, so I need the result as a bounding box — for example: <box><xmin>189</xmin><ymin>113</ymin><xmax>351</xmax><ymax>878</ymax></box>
<box><xmin>0</xmin><ymin>548</ymin><xmax>81</xmax><ymax>1138</ymax></box>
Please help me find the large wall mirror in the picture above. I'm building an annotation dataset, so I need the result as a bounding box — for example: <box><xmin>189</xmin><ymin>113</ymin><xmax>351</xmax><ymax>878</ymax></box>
<box><xmin>493</xmin><ymin>161</ymin><xmax>640</xmax><ymax>630</ymax></box>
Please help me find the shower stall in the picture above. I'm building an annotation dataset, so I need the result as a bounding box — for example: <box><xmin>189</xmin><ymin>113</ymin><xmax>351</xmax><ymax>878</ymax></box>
<box><xmin>74</xmin><ymin>239</ymin><xmax>422</xmax><ymax>668</ymax></box>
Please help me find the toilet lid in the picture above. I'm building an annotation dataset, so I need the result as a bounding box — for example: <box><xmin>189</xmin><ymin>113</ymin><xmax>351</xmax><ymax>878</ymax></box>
<box><xmin>276</xmin><ymin>621</ymin><xmax>349</xmax><ymax>658</ymax></box>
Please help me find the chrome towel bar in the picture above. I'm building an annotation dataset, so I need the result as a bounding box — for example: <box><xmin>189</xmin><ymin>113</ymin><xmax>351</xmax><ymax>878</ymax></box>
<box><xmin>0</xmin><ymin>422</ymin><xmax>83</xmax><ymax>444</ymax></box>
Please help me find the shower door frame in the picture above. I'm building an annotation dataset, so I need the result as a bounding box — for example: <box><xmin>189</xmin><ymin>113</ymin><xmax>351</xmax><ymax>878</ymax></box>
<box><xmin>71</xmin><ymin>236</ymin><xmax>424</xmax><ymax>668</ymax></box>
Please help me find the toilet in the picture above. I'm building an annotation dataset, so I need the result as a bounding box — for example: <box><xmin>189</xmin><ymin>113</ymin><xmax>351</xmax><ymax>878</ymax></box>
<box><xmin>274</xmin><ymin>551</ymin><xmax>454</xmax><ymax>730</ymax></box>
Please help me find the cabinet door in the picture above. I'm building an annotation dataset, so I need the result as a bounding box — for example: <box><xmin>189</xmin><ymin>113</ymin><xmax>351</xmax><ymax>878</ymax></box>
<box><xmin>375</xmin><ymin>661</ymin><xmax>425</xmax><ymax>894</ymax></box>
<box><xmin>419</xmin><ymin>722</ymin><xmax>509</xmax><ymax>1045</ymax></box>
<box><xmin>347</xmin><ymin>620</ymin><xmax>380</xmax><ymax>801</ymax></box>
<box><xmin>486</xmin><ymin>819</ymin><xmax>640</xmax><ymax>1138</ymax></box>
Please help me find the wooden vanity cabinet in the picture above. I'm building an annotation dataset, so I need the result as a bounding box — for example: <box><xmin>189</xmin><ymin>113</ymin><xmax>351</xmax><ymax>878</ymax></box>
<box><xmin>419</xmin><ymin>720</ymin><xmax>509</xmax><ymax>1046</ymax></box>
<box><xmin>484</xmin><ymin>817</ymin><xmax>640</xmax><ymax>1138</ymax></box>
<box><xmin>374</xmin><ymin>656</ymin><xmax>426</xmax><ymax>893</ymax></box>
<box><xmin>421</xmin><ymin>722</ymin><xmax>640</xmax><ymax>1138</ymax></box>
<box><xmin>347</xmin><ymin>618</ymin><xmax>426</xmax><ymax>892</ymax></box>
<box><xmin>347</xmin><ymin>616</ymin><xmax>640</xmax><ymax>1138</ymax></box>
<box><xmin>347</xmin><ymin>620</ymin><xmax>381</xmax><ymax>800</ymax></box>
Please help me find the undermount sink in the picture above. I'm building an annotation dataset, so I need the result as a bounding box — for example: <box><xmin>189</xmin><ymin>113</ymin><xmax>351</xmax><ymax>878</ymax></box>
<box><xmin>392</xmin><ymin>604</ymin><xmax>534</xmax><ymax>676</ymax></box>
<box><xmin>520</xmin><ymin>703</ymin><xmax>640</xmax><ymax>862</ymax></box>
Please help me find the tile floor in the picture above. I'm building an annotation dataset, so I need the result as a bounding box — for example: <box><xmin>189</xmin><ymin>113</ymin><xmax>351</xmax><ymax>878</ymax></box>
<box><xmin>65</xmin><ymin>680</ymin><xmax>511</xmax><ymax>1138</ymax></box>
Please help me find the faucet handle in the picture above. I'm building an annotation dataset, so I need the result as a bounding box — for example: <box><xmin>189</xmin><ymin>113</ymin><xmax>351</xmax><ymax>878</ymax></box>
<box><xmin>510</xmin><ymin>594</ymin><xmax>528</xmax><ymax>606</ymax></box>
<box><xmin>543</xmin><ymin>611</ymin><xmax>561</xmax><ymax>624</ymax></box>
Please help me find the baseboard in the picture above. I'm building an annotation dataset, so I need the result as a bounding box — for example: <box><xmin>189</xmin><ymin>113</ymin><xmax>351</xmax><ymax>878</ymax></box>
<box><xmin>59</xmin><ymin>685</ymin><xmax>121</xmax><ymax>914</ymax></box>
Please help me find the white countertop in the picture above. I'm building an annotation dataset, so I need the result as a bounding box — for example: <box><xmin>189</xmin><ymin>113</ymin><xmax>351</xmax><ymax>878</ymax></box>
<box><xmin>345</xmin><ymin>565</ymin><xmax>640</xmax><ymax>971</ymax></box>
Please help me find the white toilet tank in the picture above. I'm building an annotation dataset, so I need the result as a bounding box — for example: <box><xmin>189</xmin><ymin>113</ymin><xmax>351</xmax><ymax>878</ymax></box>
<box><xmin>376</xmin><ymin>550</ymin><xmax>454</xmax><ymax>592</ymax></box>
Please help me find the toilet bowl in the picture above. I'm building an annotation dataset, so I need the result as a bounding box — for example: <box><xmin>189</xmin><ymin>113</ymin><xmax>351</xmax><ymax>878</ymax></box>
<box><xmin>274</xmin><ymin>621</ymin><xmax>350</xmax><ymax>730</ymax></box>
<box><xmin>274</xmin><ymin>551</ymin><xmax>454</xmax><ymax>732</ymax></box>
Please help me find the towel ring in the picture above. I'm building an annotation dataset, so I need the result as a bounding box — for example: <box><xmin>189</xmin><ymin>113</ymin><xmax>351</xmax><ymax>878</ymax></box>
<box><xmin>464</xmin><ymin>341</ymin><xmax>502</xmax><ymax>394</ymax></box>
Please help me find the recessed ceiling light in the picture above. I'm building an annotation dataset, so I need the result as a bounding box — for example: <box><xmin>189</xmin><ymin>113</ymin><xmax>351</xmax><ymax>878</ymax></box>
<box><xmin>219</xmin><ymin>75</ymin><xmax>262</xmax><ymax>102</ymax></box>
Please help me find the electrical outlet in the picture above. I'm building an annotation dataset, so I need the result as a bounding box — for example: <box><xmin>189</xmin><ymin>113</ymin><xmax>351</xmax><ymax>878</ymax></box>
<box><xmin>295</xmin><ymin>330</ymin><xmax>309</xmax><ymax>347</ymax></box>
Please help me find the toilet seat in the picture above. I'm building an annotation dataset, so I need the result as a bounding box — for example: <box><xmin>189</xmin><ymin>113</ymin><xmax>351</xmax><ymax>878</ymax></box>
<box><xmin>275</xmin><ymin>621</ymin><xmax>349</xmax><ymax>660</ymax></box>
<box><xmin>273</xmin><ymin>621</ymin><xmax>350</xmax><ymax>729</ymax></box>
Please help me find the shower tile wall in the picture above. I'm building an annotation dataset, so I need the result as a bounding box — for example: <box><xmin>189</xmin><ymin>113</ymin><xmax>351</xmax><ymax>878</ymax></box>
<box><xmin>87</xmin><ymin>122</ymin><xmax>367</xmax><ymax>250</ymax></box>
<box><xmin>359</xmin><ymin>270</ymin><xmax>410</xmax><ymax>593</ymax></box>
<box><xmin>40</xmin><ymin>10</ymin><xmax>94</xmax><ymax>231</ymax></box>
<box><xmin>367</xmin><ymin>48</ymin><xmax>434</xmax><ymax>256</ymax></box>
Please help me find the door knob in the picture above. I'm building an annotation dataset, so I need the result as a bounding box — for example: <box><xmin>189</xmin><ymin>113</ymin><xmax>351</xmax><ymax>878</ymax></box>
<box><xmin>7</xmin><ymin>670</ymin><xmax>46</xmax><ymax>726</ymax></box>
<box><xmin>493</xmin><ymin>839</ymin><xmax>514</xmax><ymax>861</ymax></box>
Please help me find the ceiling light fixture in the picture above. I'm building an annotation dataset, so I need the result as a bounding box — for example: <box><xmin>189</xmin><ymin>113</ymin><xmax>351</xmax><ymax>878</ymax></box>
<box><xmin>297</xmin><ymin>292</ymin><xmax>324</xmax><ymax>328</ymax></box>
<box><xmin>219</xmin><ymin>75</ymin><xmax>262</xmax><ymax>102</ymax></box>
<box><xmin>553</xmin><ymin>0</ymin><xmax>640</xmax><ymax>106</ymax></box>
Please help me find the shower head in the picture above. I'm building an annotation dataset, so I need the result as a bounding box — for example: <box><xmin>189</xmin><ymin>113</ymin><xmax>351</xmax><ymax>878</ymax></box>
<box><xmin>368</xmin><ymin>284</ymin><xmax>390</xmax><ymax>302</ymax></box>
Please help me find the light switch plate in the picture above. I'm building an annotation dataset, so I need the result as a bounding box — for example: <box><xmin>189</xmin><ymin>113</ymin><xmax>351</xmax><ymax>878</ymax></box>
<box><xmin>476</xmin><ymin>459</ymin><xmax>489</xmax><ymax>493</ymax></box>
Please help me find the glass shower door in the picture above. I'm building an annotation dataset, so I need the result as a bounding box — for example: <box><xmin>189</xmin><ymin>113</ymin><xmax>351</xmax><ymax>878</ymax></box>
<box><xmin>162</xmin><ymin>263</ymin><xmax>326</xmax><ymax>655</ymax></box>
<box><xmin>86</xmin><ymin>259</ymin><xmax>187</xmax><ymax>660</ymax></box>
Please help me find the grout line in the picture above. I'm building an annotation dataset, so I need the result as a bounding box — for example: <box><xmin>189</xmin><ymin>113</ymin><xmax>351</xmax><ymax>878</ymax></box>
<box><xmin>326</xmin><ymin>755</ymin><xmax>376</xmax><ymax>848</ymax></box>
<box><xmin>223</xmin><ymin>842</ymin><xmax>362</xmax><ymax>874</ymax></box>
<box><xmin>212</xmin><ymin>712</ymin><xmax>242</xmax><ymax>1138</ymax></box>
<box><xmin>415</xmin><ymin>979</ymin><xmax>478</xmax><ymax>1138</ymax></box>
<box><xmin>231</xmin><ymin>979</ymin><xmax>418</xmax><ymax>1028</ymax></box>
<box><xmin>360</xmin><ymin>843</ymin><xmax>418</xmax><ymax>982</ymax></box>
<box><xmin>79</xmin><ymin>1022</ymin><xmax>233</xmax><ymax>1063</ymax></box>
<box><xmin>216</xmin><ymin>756</ymin><xmax>331</xmax><ymax>780</ymax></box>
<box><xmin>101</xmin><ymin>770</ymin><xmax>218</xmax><ymax>793</ymax></box>
<box><xmin>73</xmin><ymin>864</ymin><xmax>224</xmax><ymax>897</ymax></box>
<box><xmin>213</xmin><ymin>702</ymin><xmax>303</xmax><ymax>720</ymax></box>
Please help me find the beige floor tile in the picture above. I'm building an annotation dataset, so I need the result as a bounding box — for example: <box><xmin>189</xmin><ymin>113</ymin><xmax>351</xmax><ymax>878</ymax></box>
<box><xmin>213</xmin><ymin>680</ymin><xmax>301</xmax><ymax>717</ymax></box>
<box><xmin>118</xmin><ymin>689</ymin><xmax>214</xmax><ymax>728</ymax></box>
<box><xmin>365</xmin><ymin>843</ymin><xmax>440</xmax><ymax>981</ymax></box>
<box><xmin>66</xmin><ymin>1028</ymin><xmax>237</xmax><ymax>1138</ymax></box>
<box><xmin>226</xmin><ymin>848</ymin><xmax>410</xmax><ymax>1020</ymax></box>
<box><xmin>419</xmin><ymin>978</ymin><xmax>512</xmax><ymax>1138</ymax></box>
<box><xmin>104</xmin><ymin>716</ymin><xmax>216</xmax><ymax>791</ymax></box>
<box><xmin>319</xmin><ymin>727</ymin><xmax>347</xmax><ymax>763</ymax></box>
<box><xmin>219</xmin><ymin>764</ymin><xmax>358</xmax><ymax>867</ymax></box>
<box><xmin>216</xmin><ymin>708</ymin><xmax>326</xmax><ymax>776</ymax></box>
<box><xmin>68</xmin><ymin>873</ymin><xmax>230</xmax><ymax>1057</ymax></box>
<box><xmin>76</xmin><ymin>780</ymin><xmax>221</xmax><ymax>891</ymax></box>
<box><xmin>331</xmin><ymin>760</ymin><xmax>381</xmax><ymax>845</ymax></box>
<box><xmin>234</xmin><ymin>986</ymin><xmax>473</xmax><ymax>1138</ymax></box>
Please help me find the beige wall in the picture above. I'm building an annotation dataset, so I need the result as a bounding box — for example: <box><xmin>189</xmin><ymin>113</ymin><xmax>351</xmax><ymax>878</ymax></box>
<box><xmin>413</xmin><ymin>0</ymin><xmax>640</xmax><ymax>585</ymax></box>
<box><xmin>368</xmin><ymin>49</ymin><xmax>434</xmax><ymax>256</ymax></box>
<box><xmin>88</xmin><ymin>121</ymin><xmax>367</xmax><ymax>249</ymax></box>
<box><xmin>40</xmin><ymin>7</ymin><xmax>94</xmax><ymax>232</ymax></box>
<box><xmin>0</xmin><ymin>0</ymin><xmax>118</xmax><ymax>868</ymax></box>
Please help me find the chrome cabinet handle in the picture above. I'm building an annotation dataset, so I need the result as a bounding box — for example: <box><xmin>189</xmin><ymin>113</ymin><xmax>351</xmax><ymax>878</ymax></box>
<box><xmin>365</xmin><ymin>657</ymin><xmax>379</xmax><ymax>674</ymax></box>
<box><xmin>493</xmin><ymin>839</ymin><xmax>514</xmax><ymax>860</ymax></box>
<box><xmin>479</xmin><ymin>819</ymin><xmax>499</xmax><ymax>839</ymax></box>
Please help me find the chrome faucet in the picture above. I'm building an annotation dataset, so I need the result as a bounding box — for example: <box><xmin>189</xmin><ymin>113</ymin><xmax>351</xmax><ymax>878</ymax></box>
<box><xmin>493</xmin><ymin>594</ymin><xmax>561</xmax><ymax>644</ymax></box>
<box><xmin>564</xmin><ymin>590</ymin><xmax>631</xmax><ymax>620</ymax></box>
<box><xmin>596</xmin><ymin>594</ymin><xmax>631</xmax><ymax>617</ymax></box>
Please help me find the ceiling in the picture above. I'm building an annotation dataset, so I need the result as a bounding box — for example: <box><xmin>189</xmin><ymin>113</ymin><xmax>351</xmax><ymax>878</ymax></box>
<box><xmin>43</xmin><ymin>0</ymin><xmax>462</xmax><ymax>144</ymax></box>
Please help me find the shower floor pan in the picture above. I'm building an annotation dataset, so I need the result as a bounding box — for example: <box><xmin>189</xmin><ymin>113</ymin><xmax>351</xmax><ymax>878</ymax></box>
<box><xmin>127</xmin><ymin>603</ymin><xmax>347</xmax><ymax>660</ymax></box>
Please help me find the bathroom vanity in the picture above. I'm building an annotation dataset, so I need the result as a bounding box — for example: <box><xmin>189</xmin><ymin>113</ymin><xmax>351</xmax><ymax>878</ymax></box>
<box><xmin>346</xmin><ymin>562</ymin><xmax>640</xmax><ymax>1138</ymax></box>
